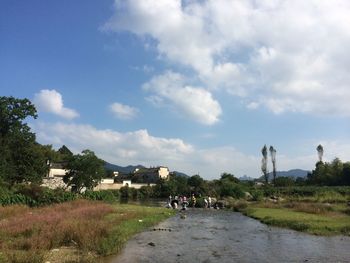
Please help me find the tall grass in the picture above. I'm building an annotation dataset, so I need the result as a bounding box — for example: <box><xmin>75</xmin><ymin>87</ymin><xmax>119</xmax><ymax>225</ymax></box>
<box><xmin>0</xmin><ymin>200</ymin><xmax>174</xmax><ymax>262</ymax></box>
<box><xmin>0</xmin><ymin>200</ymin><xmax>113</xmax><ymax>251</ymax></box>
<box><xmin>243</xmin><ymin>207</ymin><xmax>350</xmax><ymax>236</ymax></box>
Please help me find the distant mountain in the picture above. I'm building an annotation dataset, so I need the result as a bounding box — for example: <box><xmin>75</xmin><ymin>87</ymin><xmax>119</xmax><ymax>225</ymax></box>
<box><xmin>104</xmin><ymin>162</ymin><xmax>145</xmax><ymax>174</ymax></box>
<box><xmin>239</xmin><ymin>175</ymin><xmax>255</xmax><ymax>181</ymax></box>
<box><xmin>272</xmin><ymin>169</ymin><xmax>309</xmax><ymax>179</ymax></box>
<box><xmin>172</xmin><ymin>171</ymin><xmax>189</xmax><ymax>177</ymax></box>
<box><xmin>258</xmin><ymin>169</ymin><xmax>310</xmax><ymax>181</ymax></box>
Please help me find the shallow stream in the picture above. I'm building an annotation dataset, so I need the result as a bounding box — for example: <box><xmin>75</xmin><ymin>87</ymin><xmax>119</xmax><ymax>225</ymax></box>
<box><xmin>106</xmin><ymin>209</ymin><xmax>350</xmax><ymax>263</ymax></box>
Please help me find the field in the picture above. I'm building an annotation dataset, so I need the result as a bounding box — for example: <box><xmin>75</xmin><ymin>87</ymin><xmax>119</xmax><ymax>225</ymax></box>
<box><xmin>0</xmin><ymin>199</ymin><xmax>175</xmax><ymax>263</ymax></box>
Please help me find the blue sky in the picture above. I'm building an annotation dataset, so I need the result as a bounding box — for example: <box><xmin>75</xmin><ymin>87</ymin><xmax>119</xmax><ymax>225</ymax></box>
<box><xmin>1</xmin><ymin>0</ymin><xmax>350</xmax><ymax>179</ymax></box>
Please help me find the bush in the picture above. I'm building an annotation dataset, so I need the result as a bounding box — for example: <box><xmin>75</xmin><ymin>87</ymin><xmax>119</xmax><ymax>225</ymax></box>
<box><xmin>0</xmin><ymin>185</ymin><xmax>77</xmax><ymax>207</ymax></box>
<box><xmin>137</xmin><ymin>186</ymin><xmax>153</xmax><ymax>199</ymax></box>
<box><xmin>0</xmin><ymin>193</ymin><xmax>34</xmax><ymax>206</ymax></box>
<box><xmin>120</xmin><ymin>186</ymin><xmax>132</xmax><ymax>199</ymax></box>
<box><xmin>251</xmin><ymin>190</ymin><xmax>263</xmax><ymax>201</ymax></box>
<box><xmin>83</xmin><ymin>190</ymin><xmax>118</xmax><ymax>203</ymax></box>
<box><xmin>220</xmin><ymin>183</ymin><xmax>245</xmax><ymax>199</ymax></box>
<box><xmin>232</xmin><ymin>200</ymin><xmax>248</xmax><ymax>212</ymax></box>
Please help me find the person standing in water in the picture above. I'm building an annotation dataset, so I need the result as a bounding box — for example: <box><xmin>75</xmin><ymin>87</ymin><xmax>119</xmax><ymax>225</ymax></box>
<box><xmin>191</xmin><ymin>194</ymin><xmax>196</xmax><ymax>207</ymax></box>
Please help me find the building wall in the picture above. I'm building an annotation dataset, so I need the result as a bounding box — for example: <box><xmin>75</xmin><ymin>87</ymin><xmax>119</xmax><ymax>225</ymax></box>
<box><xmin>42</xmin><ymin>177</ymin><xmax>71</xmax><ymax>190</ymax></box>
<box><xmin>101</xmin><ymin>178</ymin><xmax>114</xmax><ymax>184</ymax></box>
<box><xmin>48</xmin><ymin>168</ymin><xmax>67</xmax><ymax>177</ymax></box>
<box><xmin>94</xmin><ymin>182</ymin><xmax>156</xmax><ymax>191</ymax></box>
<box><xmin>158</xmin><ymin>167</ymin><xmax>169</xmax><ymax>179</ymax></box>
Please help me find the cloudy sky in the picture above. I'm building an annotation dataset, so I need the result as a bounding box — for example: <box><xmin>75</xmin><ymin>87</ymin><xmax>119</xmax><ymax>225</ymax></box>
<box><xmin>1</xmin><ymin>0</ymin><xmax>350</xmax><ymax>179</ymax></box>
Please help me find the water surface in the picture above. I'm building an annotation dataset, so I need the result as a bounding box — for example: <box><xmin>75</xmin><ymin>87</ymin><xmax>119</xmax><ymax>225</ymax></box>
<box><xmin>107</xmin><ymin>209</ymin><xmax>350</xmax><ymax>263</ymax></box>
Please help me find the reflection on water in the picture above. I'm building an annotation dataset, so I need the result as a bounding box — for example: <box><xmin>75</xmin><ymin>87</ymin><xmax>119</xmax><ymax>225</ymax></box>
<box><xmin>106</xmin><ymin>209</ymin><xmax>350</xmax><ymax>263</ymax></box>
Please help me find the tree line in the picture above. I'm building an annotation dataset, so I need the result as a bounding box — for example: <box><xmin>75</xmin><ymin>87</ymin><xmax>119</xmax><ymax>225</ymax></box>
<box><xmin>260</xmin><ymin>143</ymin><xmax>350</xmax><ymax>187</ymax></box>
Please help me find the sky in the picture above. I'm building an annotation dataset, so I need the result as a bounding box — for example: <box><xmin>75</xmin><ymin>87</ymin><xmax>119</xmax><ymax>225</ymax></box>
<box><xmin>1</xmin><ymin>0</ymin><xmax>350</xmax><ymax>179</ymax></box>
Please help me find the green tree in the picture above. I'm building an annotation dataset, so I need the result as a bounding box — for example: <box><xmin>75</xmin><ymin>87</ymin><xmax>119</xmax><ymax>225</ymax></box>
<box><xmin>342</xmin><ymin>162</ymin><xmax>350</xmax><ymax>185</ymax></box>
<box><xmin>0</xmin><ymin>96</ymin><xmax>46</xmax><ymax>185</ymax></box>
<box><xmin>63</xmin><ymin>149</ymin><xmax>105</xmax><ymax>193</ymax></box>
<box><xmin>220</xmin><ymin>172</ymin><xmax>239</xmax><ymax>183</ymax></box>
<box><xmin>316</xmin><ymin>144</ymin><xmax>324</xmax><ymax>162</ymax></box>
<box><xmin>57</xmin><ymin>145</ymin><xmax>73</xmax><ymax>161</ymax></box>
<box><xmin>269</xmin><ymin>146</ymin><xmax>277</xmax><ymax>185</ymax></box>
<box><xmin>188</xmin><ymin>174</ymin><xmax>208</xmax><ymax>195</ymax></box>
<box><xmin>261</xmin><ymin>145</ymin><xmax>268</xmax><ymax>184</ymax></box>
<box><xmin>217</xmin><ymin>174</ymin><xmax>244</xmax><ymax>198</ymax></box>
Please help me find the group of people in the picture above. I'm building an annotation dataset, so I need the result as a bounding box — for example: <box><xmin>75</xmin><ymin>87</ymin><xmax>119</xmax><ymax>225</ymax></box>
<box><xmin>167</xmin><ymin>194</ymin><xmax>212</xmax><ymax>210</ymax></box>
<box><xmin>203</xmin><ymin>196</ymin><xmax>212</xmax><ymax>208</ymax></box>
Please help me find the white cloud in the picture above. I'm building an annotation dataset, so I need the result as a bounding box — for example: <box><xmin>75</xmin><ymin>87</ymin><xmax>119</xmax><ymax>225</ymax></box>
<box><xmin>32</xmin><ymin>121</ymin><xmax>195</xmax><ymax>171</ymax></box>
<box><xmin>31</xmin><ymin>121</ymin><xmax>258</xmax><ymax>178</ymax></box>
<box><xmin>33</xmin><ymin>89</ymin><xmax>79</xmax><ymax>119</ymax></box>
<box><xmin>31</xmin><ymin>121</ymin><xmax>350</xmax><ymax>179</ymax></box>
<box><xmin>104</xmin><ymin>0</ymin><xmax>350</xmax><ymax>117</ymax></box>
<box><xmin>109</xmin><ymin>102</ymin><xmax>138</xmax><ymax>120</ymax></box>
<box><xmin>143</xmin><ymin>71</ymin><xmax>222</xmax><ymax>125</ymax></box>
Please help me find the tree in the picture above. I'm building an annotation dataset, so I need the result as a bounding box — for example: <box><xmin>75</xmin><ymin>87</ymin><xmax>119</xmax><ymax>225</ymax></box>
<box><xmin>316</xmin><ymin>144</ymin><xmax>324</xmax><ymax>162</ymax></box>
<box><xmin>57</xmin><ymin>145</ymin><xmax>73</xmax><ymax>161</ymax></box>
<box><xmin>218</xmin><ymin>173</ymin><xmax>244</xmax><ymax>198</ymax></box>
<box><xmin>188</xmin><ymin>174</ymin><xmax>208</xmax><ymax>195</ymax></box>
<box><xmin>269</xmin><ymin>146</ymin><xmax>277</xmax><ymax>185</ymax></box>
<box><xmin>220</xmin><ymin>173</ymin><xmax>239</xmax><ymax>183</ymax></box>
<box><xmin>342</xmin><ymin>162</ymin><xmax>350</xmax><ymax>185</ymax></box>
<box><xmin>261</xmin><ymin>145</ymin><xmax>268</xmax><ymax>184</ymax></box>
<box><xmin>64</xmin><ymin>149</ymin><xmax>105</xmax><ymax>193</ymax></box>
<box><xmin>0</xmin><ymin>96</ymin><xmax>46</xmax><ymax>185</ymax></box>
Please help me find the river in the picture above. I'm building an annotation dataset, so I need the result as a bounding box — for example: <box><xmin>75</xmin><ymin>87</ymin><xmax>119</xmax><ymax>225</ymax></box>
<box><xmin>106</xmin><ymin>208</ymin><xmax>350</xmax><ymax>263</ymax></box>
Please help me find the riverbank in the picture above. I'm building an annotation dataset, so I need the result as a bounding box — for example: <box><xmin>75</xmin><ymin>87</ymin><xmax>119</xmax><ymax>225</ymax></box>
<box><xmin>238</xmin><ymin>201</ymin><xmax>350</xmax><ymax>236</ymax></box>
<box><xmin>0</xmin><ymin>200</ymin><xmax>175</xmax><ymax>263</ymax></box>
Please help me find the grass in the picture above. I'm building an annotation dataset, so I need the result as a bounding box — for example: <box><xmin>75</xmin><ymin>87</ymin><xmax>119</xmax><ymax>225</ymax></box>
<box><xmin>0</xmin><ymin>200</ymin><xmax>175</xmax><ymax>263</ymax></box>
<box><xmin>241</xmin><ymin>202</ymin><xmax>350</xmax><ymax>236</ymax></box>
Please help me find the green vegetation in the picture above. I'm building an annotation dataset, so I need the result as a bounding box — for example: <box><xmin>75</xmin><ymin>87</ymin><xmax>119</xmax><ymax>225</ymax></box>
<box><xmin>0</xmin><ymin>96</ymin><xmax>45</xmax><ymax>185</ymax></box>
<box><xmin>242</xmin><ymin>203</ymin><xmax>350</xmax><ymax>236</ymax></box>
<box><xmin>63</xmin><ymin>149</ymin><xmax>106</xmax><ymax>193</ymax></box>
<box><xmin>0</xmin><ymin>200</ymin><xmax>175</xmax><ymax>263</ymax></box>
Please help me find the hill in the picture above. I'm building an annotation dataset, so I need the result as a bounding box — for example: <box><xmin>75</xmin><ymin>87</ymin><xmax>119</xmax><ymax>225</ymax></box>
<box><xmin>104</xmin><ymin>162</ymin><xmax>145</xmax><ymax>174</ymax></box>
<box><xmin>172</xmin><ymin>171</ymin><xmax>189</xmax><ymax>177</ymax></box>
<box><xmin>257</xmin><ymin>169</ymin><xmax>310</xmax><ymax>181</ymax></box>
<box><xmin>271</xmin><ymin>169</ymin><xmax>309</xmax><ymax>179</ymax></box>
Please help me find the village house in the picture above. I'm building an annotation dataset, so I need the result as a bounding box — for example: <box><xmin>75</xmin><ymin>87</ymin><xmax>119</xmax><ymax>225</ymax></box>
<box><xmin>96</xmin><ymin>166</ymin><xmax>170</xmax><ymax>190</ymax></box>
<box><xmin>41</xmin><ymin>162</ymin><xmax>70</xmax><ymax>190</ymax></box>
<box><xmin>42</xmin><ymin>162</ymin><xmax>170</xmax><ymax>191</ymax></box>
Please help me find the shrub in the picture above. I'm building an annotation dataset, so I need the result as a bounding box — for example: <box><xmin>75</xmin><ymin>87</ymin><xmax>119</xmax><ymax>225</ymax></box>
<box><xmin>137</xmin><ymin>186</ymin><xmax>153</xmax><ymax>199</ymax></box>
<box><xmin>220</xmin><ymin>183</ymin><xmax>245</xmax><ymax>199</ymax></box>
<box><xmin>251</xmin><ymin>190</ymin><xmax>263</xmax><ymax>201</ymax></box>
<box><xmin>120</xmin><ymin>186</ymin><xmax>131</xmax><ymax>199</ymax></box>
<box><xmin>0</xmin><ymin>193</ymin><xmax>35</xmax><ymax>206</ymax></box>
<box><xmin>232</xmin><ymin>200</ymin><xmax>248</xmax><ymax>212</ymax></box>
<box><xmin>83</xmin><ymin>190</ymin><xmax>118</xmax><ymax>203</ymax></box>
